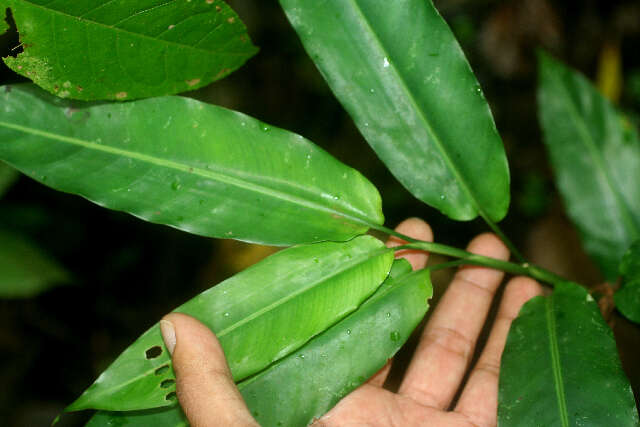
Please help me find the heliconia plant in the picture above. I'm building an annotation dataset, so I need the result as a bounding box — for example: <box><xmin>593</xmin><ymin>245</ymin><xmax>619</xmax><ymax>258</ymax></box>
<box><xmin>0</xmin><ymin>0</ymin><xmax>638</xmax><ymax>426</ymax></box>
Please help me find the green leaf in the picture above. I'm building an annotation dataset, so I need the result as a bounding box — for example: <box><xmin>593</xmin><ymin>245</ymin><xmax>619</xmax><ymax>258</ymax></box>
<box><xmin>537</xmin><ymin>51</ymin><xmax>640</xmax><ymax>279</ymax></box>
<box><xmin>87</xmin><ymin>259</ymin><xmax>431</xmax><ymax>426</ymax></box>
<box><xmin>2</xmin><ymin>0</ymin><xmax>257</xmax><ymax>101</ymax></box>
<box><xmin>0</xmin><ymin>6</ymin><xmax>8</xmax><ymax>34</ymax></box>
<box><xmin>0</xmin><ymin>84</ymin><xmax>384</xmax><ymax>246</ymax></box>
<box><xmin>499</xmin><ymin>281</ymin><xmax>639</xmax><ymax>427</ymax></box>
<box><xmin>278</xmin><ymin>0</ymin><xmax>510</xmax><ymax>222</ymax></box>
<box><xmin>615</xmin><ymin>239</ymin><xmax>640</xmax><ymax>323</ymax></box>
<box><xmin>68</xmin><ymin>236</ymin><xmax>394</xmax><ymax>411</ymax></box>
<box><xmin>0</xmin><ymin>229</ymin><xmax>70</xmax><ymax>298</ymax></box>
<box><xmin>239</xmin><ymin>262</ymin><xmax>431</xmax><ymax>426</ymax></box>
<box><xmin>0</xmin><ymin>161</ymin><xmax>19</xmax><ymax>197</ymax></box>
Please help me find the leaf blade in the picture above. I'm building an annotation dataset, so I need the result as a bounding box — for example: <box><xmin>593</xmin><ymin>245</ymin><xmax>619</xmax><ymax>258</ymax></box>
<box><xmin>615</xmin><ymin>239</ymin><xmax>640</xmax><ymax>323</ymax></box>
<box><xmin>0</xmin><ymin>84</ymin><xmax>384</xmax><ymax>246</ymax></box>
<box><xmin>499</xmin><ymin>282</ymin><xmax>639</xmax><ymax>426</ymax></box>
<box><xmin>278</xmin><ymin>0</ymin><xmax>510</xmax><ymax>222</ymax></box>
<box><xmin>537</xmin><ymin>52</ymin><xmax>640</xmax><ymax>279</ymax></box>
<box><xmin>0</xmin><ymin>161</ymin><xmax>19</xmax><ymax>197</ymax></box>
<box><xmin>3</xmin><ymin>0</ymin><xmax>257</xmax><ymax>100</ymax></box>
<box><xmin>0</xmin><ymin>229</ymin><xmax>70</xmax><ymax>298</ymax></box>
<box><xmin>239</xmin><ymin>264</ymin><xmax>432</xmax><ymax>426</ymax></box>
<box><xmin>86</xmin><ymin>259</ymin><xmax>431</xmax><ymax>425</ymax></box>
<box><xmin>68</xmin><ymin>236</ymin><xmax>394</xmax><ymax>411</ymax></box>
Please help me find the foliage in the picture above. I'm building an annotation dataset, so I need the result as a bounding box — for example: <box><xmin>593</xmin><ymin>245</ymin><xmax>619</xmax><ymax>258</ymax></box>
<box><xmin>499</xmin><ymin>281</ymin><xmax>639</xmax><ymax>426</ymax></box>
<box><xmin>615</xmin><ymin>240</ymin><xmax>640</xmax><ymax>323</ymax></box>
<box><xmin>538</xmin><ymin>51</ymin><xmax>640</xmax><ymax>280</ymax></box>
<box><xmin>0</xmin><ymin>161</ymin><xmax>17</xmax><ymax>196</ymax></box>
<box><xmin>279</xmin><ymin>0</ymin><xmax>510</xmax><ymax>224</ymax></box>
<box><xmin>0</xmin><ymin>84</ymin><xmax>383</xmax><ymax>246</ymax></box>
<box><xmin>0</xmin><ymin>228</ymin><xmax>69</xmax><ymax>298</ymax></box>
<box><xmin>68</xmin><ymin>236</ymin><xmax>394</xmax><ymax>411</ymax></box>
<box><xmin>0</xmin><ymin>0</ymin><xmax>257</xmax><ymax>100</ymax></box>
<box><xmin>0</xmin><ymin>0</ymin><xmax>638</xmax><ymax>426</ymax></box>
<box><xmin>89</xmin><ymin>259</ymin><xmax>433</xmax><ymax>426</ymax></box>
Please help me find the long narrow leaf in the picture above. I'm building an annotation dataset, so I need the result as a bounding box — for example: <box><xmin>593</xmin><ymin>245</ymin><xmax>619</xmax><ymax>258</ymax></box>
<box><xmin>0</xmin><ymin>6</ymin><xmax>7</xmax><ymax>33</ymax></box>
<box><xmin>499</xmin><ymin>281</ymin><xmax>639</xmax><ymax>426</ymax></box>
<box><xmin>0</xmin><ymin>84</ymin><xmax>384</xmax><ymax>246</ymax></box>
<box><xmin>1</xmin><ymin>0</ymin><xmax>257</xmax><ymax>100</ymax></box>
<box><xmin>68</xmin><ymin>236</ymin><xmax>394</xmax><ymax>411</ymax></box>
<box><xmin>239</xmin><ymin>262</ymin><xmax>431</xmax><ymax>426</ymax></box>
<box><xmin>538</xmin><ymin>52</ymin><xmax>640</xmax><ymax>279</ymax></box>
<box><xmin>0</xmin><ymin>161</ymin><xmax>19</xmax><ymax>197</ymax></box>
<box><xmin>0</xmin><ymin>229</ymin><xmax>70</xmax><ymax>298</ymax></box>
<box><xmin>615</xmin><ymin>239</ymin><xmax>640</xmax><ymax>323</ymax></box>
<box><xmin>87</xmin><ymin>259</ymin><xmax>432</xmax><ymax>426</ymax></box>
<box><xmin>279</xmin><ymin>0</ymin><xmax>510</xmax><ymax>222</ymax></box>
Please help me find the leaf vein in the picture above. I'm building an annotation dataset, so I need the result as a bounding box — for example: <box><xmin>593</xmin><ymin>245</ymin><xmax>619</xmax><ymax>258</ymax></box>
<box><xmin>545</xmin><ymin>295</ymin><xmax>569</xmax><ymax>427</ymax></box>
<box><xmin>18</xmin><ymin>0</ymin><xmax>253</xmax><ymax>56</ymax></box>
<box><xmin>0</xmin><ymin>120</ymin><xmax>374</xmax><ymax>228</ymax></box>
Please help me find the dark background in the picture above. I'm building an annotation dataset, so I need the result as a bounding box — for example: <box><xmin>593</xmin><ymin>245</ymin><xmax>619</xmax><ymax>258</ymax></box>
<box><xmin>1</xmin><ymin>0</ymin><xmax>639</xmax><ymax>425</ymax></box>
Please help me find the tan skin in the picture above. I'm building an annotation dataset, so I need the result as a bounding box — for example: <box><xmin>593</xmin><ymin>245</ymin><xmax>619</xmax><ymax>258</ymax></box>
<box><xmin>160</xmin><ymin>218</ymin><xmax>542</xmax><ymax>427</ymax></box>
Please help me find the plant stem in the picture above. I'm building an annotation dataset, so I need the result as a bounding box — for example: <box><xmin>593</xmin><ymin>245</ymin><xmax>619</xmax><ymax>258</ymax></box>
<box><xmin>396</xmin><ymin>241</ymin><xmax>566</xmax><ymax>286</ymax></box>
<box><xmin>479</xmin><ymin>212</ymin><xmax>526</xmax><ymax>263</ymax></box>
<box><xmin>371</xmin><ymin>218</ymin><xmax>525</xmax><ymax>263</ymax></box>
<box><xmin>372</xmin><ymin>224</ymin><xmax>421</xmax><ymax>242</ymax></box>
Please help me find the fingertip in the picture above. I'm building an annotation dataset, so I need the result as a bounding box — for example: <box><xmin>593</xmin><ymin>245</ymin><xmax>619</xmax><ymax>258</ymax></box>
<box><xmin>161</xmin><ymin>313</ymin><xmax>257</xmax><ymax>426</ymax></box>
<box><xmin>386</xmin><ymin>218</ymin><xmax>433</xmax><ymax>270</ymax></box>
<box><xmin>394</xmin><ymin>217</ymin><xmax>434</xmax><ymax>243</ymax></box>
<box><xmin>501</xmin><ymin>277</ymin><xmax>543</xmax><ymax>318</ymax></box>
<box><xmin>466</xmin><ymin>233</ymin><xmax>510</xmax><ymax>261</ymax></box>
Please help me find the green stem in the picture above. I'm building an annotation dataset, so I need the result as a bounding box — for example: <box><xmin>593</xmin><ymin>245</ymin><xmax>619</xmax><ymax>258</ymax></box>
<box><xmin>479</xmin><ymin>212</ymin><xmax>526</xmax><ymax>263</ymax></box>
<box><xmin>372</xmin><ymin>224</ymin><xmax>420</xmax><ymax>242</ymax></box>
<box><xmin>396</xmin><ymin>241</ymin><xmax>566</xmax><ymax>286</ymax></box>
<box><xmin>427</xmin><ymin>259</ymin><xmax>467</xmax><ymax>272</ymax></box>
<box><xmin>370</xmin><ymin>219</ymin><xmax>525</xmax><ymax>263</ymax></box>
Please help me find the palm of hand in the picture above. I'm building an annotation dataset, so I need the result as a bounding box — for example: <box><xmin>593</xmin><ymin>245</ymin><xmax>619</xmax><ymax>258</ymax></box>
<box><xmin>315</xmin><ymin>220</ymin><xmax>541</xmax><ymax>427</ymax></box>
<box><xmin>163</xmin><ymin>219</ymin><xmax>542</xmax><ymax>427</ymax></box>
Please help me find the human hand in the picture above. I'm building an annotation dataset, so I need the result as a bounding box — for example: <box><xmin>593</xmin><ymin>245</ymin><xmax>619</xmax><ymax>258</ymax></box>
<box><xmin>160</xmin><ymin>218</ymin><xmax>542</xmax><ymax>426</ymax></box>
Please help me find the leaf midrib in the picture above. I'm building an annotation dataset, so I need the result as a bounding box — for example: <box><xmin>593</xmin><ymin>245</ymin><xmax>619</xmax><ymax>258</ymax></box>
<box><xmin>21</xmin><ymin>0</ymin><xmax>253</xmax><ymax>56</ymax></box>
<box><xmin>216</xmin><ymin>247</ymin><xmax>390</xmax><ymax>336</ymax></box>
<box><xmin>545</xmin><ymin>295</ymin><xmax>569</xmax><ymax>427</ymax></box>
<box><xmin>347</xmin><ymin>0</ymin><xmax>491</xmax><ymax>220</ymax></box>
<box><xmin>73</xmin><ymin>246</ymin><xmax>391</xmax><ymax>408</ymax></box>
<box><xmin>548</xmin><ymin>69</ymin><xmax>640</xmax><ymax>238</ymax></box>
<box><xmin>0</xmin><ymin>120</ymin><xmax>375</xmax><ymax>227</ymax></box>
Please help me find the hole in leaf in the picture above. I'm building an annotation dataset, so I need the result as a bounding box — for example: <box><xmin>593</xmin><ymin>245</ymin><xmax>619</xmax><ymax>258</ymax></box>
<box><xmin>154</xmin><ymin>365</ymin><xmax>170</xmax><ymax>376</ymax></box>
<box><xmin>165</xmin><ymin>391</ymin><xmax>177</xmax><ymax>401</ymax></box>
<box><xmin>160</xmin><ymin>379</ymin><xmax>176</xmax><ymax>389</ymax></box>
<box><xmin>145</xmin><ymin>346</ymin><xmax>162</xmax><ymax>359</ymax></box>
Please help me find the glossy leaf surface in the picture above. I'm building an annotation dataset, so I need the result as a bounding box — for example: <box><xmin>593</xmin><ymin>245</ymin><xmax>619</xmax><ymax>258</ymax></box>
<box><xmin>0</xmin><ymin>84</ymin><xmax>384</xmax><ymax>246</ymax></box>
<box><xmin>239</xmin><ymin>261</ymin><xmax>431</xmax><ymax>426</ymax></box>
<box><xmin>615</xmin><ymin>239</ymin><xmax>640</xmax><ymax>323</ymax></box>
<box><xmin>279</xmin><ymin>0</ymin><xmax>510</xmax><ymax>222</ymax></box>
<box><xmin>0</xmin><ymin>161</ymin><xmax>18</xmax><ymax>197</ymax></box>
<box><xmin>499</xmin><ymin>281</ymin><xmax>639</xmax><ymax>427</ymax></box>
<box><xmin>87</xmin><ymin>259</ymin><xmax>432</xmax><ymax>426</ymax></box>
<box><xmin>538</xmin><ymin>52</ymin><xmax>640</xmax><ymax>279</ymax></box>
<box><xmin>0</xmin><ymin>229</ymin><xmax>70</xmax><ymax>298</ymax></box>
<box><xmin>1</xmin><ymin>0</ymin><xmax>257</xmax><ymax>100</ymax></box>
<box><xmin>68</xmin><ymin>236</ymin><xmax>394</xmax><ymax>411</ymax></box>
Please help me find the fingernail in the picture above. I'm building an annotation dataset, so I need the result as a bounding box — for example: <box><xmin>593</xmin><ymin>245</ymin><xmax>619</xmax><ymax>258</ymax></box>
<box><xmin>160</xmin><ymin>319</ymin><xmax>176</xmax><ymax>356</ymax></box>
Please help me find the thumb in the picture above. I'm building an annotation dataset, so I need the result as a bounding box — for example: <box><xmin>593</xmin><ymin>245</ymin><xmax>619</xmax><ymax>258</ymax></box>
<box><xmin>160</xmin><ymin>313</ymin><xmax>258</xmax><ymax>427</ymax></box>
